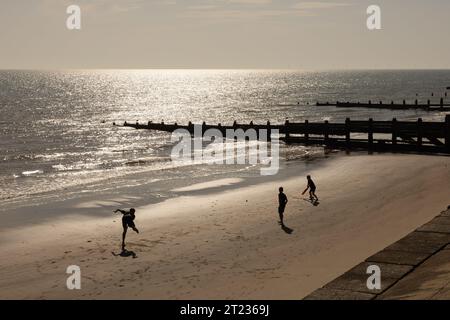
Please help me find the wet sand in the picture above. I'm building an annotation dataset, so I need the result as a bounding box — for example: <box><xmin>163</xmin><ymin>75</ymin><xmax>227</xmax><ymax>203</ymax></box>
<box><xmin>0</xmin><ymin>154</ymin><xmax>449</xmax><ymax>299</ymax></box>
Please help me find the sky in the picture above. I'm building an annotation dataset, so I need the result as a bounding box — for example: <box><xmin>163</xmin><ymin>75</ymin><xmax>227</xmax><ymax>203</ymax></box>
<box><xmin>1</xmin><ymin>0</ymin><xmax>449</xmax><ymax>70</ymax></box>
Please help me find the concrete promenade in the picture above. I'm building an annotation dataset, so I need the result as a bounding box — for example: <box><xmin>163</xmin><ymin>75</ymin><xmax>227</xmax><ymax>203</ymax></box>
<box><xmin>305</xmin><ymin>207</ymin><xmax>450</xmax><ymax>300</ymax></box>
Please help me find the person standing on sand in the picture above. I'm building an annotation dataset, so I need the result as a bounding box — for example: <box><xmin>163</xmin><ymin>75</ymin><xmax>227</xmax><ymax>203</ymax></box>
<box><xmin>114</xmin><ymin>208</ymin><xmax>139</xmax><ymax>251</ymax></box>
<box><xmin>278</xmin><ymin>187</ymin><xmax>288</xmax><ymax>226</ymax></box>
<box><xmin>302</xmin><ymin>175</ymin><xmax>318</xmax><ymax>201</ymax></box>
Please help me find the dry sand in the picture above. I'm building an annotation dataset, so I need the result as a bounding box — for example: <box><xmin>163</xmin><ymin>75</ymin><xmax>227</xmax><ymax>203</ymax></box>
<box><xmin>0</xmin><ymin>154</ymin><xmax>449</xmax><ymax>299</ymax></box>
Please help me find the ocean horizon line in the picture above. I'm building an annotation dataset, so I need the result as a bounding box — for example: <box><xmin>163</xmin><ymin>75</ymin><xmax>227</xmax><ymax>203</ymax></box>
<box><xmin>1</xmin><ymin>67</ymin><xmax>450</xmax><ymax>72</ymax></box>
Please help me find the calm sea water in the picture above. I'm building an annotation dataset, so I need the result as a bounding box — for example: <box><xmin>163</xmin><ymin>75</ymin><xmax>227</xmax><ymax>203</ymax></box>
<box><xmin>1</xmin><ymin>70</ymin><xmax>449</xmax><ymax>205</ymax></box>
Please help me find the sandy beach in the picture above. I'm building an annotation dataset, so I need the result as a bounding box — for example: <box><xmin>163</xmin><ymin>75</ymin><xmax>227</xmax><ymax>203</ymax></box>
<box><xmin>0</xmin><ymin>153</ymin><xmax>449</xmax><ymax>300</ymax></box>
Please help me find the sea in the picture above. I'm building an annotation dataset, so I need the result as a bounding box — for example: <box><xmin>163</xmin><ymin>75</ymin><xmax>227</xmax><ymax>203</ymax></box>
<box><xmin>1</xmin><ymin>70</ymin><xmax>449</xmax><ymax>210</ymax></box>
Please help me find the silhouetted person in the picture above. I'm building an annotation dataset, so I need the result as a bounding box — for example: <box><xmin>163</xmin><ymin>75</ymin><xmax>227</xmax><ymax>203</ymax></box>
<box><xmin>302</xmin><ymin>175</ymin><xmax>318</xmax><ymax>201</ymax></box>
<box><xmin>278</xmin><ymin>187</ymin><xmax>288</xmax><ymax>226</ymax></box>
<box><xmin>114</xmin><ymin>208</ymin><xmax>139</xmax><ymax>251</ymax></box>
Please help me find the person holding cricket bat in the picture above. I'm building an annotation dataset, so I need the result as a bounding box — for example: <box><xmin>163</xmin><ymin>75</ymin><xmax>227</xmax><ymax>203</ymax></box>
<box><xmin>302</xmin><ymin>175</ymin><xmax>318</xmax><ymax>202</ymax></box>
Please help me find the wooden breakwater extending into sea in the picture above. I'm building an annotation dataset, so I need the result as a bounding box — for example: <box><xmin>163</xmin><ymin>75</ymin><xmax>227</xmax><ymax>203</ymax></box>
<box><xmin>316</xmin><ymin>98</ymin><xmax>450</xmax><ymax>111</ymax></box>
<box><xmin>116</xmin><ymin>115</ymin><xmax>450</xmax><ymax>154</ymax></box>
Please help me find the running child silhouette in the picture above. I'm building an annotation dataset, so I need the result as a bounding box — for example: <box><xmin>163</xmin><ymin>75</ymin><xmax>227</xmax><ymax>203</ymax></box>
<box><xmin>114</xmin><ymin>208</ymin><xmax>139</xmax><ymax>251</ymax></box>
<box><xmin>302</xmin><ymin>175</ymin><xmax>318</xmax><ymax>202</ymax></box>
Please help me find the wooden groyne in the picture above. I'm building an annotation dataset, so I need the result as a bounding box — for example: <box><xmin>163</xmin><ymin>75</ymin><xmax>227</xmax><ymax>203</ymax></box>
<box><xmin>115</xmin><ymin>115</ymin><xmax>450</xmax><ymax>155</ymax></box>
<box><xmin>316</xmin><ymin>99</ymin><xmax>450</xmax><ymax>111</ymax></box>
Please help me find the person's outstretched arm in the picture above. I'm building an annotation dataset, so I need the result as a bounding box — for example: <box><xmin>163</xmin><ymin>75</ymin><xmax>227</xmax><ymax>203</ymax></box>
<box><xmin>114</xmin><ymin>209</ymin><xmax>127</xmax><ymax>215</ymax></box>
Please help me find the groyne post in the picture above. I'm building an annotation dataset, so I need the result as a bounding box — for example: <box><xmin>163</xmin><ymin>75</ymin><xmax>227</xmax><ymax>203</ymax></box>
<box><xmin>305</xmin><ymin>120</ymin><xmax>309</xmax><ymax>144</ymax></box>
<box><xmin>368</xmin><ymin>118</ymin><xmax>374</xmax><ymax>148</ymax></box>
<box><xmin>345</xmin><ymin>118</ymin><xmax>351</xmax><ymax>148</ymax></box>
<box><xmin>267</xmin><ymin>121</ymin><xmax>272</xmax><ymax>142</ymax></box>
<box><xmin>417</xmin><ymin>118</ymin><xmax>423</xmax><ymax>148</ymax></box>
<box><xmin>188</xmin><ymin>121</ymin><xmax>193</xmax><ymax>136</ymax></box>
<box><xmin>446</xmin><ymin>115</ymin><xmax>450</xmax><ymax>152</ymax></box>
<box><xmin>324</xmin><ymin>120</ymin><xmax>330</xmax><ymax>144</ymax></box>
<box><xmin>392</xmin><ymin>118</ymin><xmax>398</xmax><ymax>146</ymax></box>
<box><xmin>285</xmin><ymin>120</ymin><xmax>290</xmax><ymax>143</ymax></box>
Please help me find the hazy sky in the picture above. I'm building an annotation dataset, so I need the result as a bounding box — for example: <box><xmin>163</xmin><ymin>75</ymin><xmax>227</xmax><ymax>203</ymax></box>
<box><xmin>1</xmin><ymin>0</ymin><xmax>449</xmax><ymax>70</ymax></box>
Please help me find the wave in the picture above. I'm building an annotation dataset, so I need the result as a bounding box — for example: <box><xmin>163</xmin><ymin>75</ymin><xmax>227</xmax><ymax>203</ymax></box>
<box><xmin>21</xmin><ymin>170</ymin><xmax>44</xmax><ymax>176</ymax></box>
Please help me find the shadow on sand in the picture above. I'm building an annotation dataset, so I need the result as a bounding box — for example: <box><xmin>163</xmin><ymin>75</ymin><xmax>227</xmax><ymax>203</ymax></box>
<box><xmin>280</xmin><ymin>224</ymin><xmax>294</xmax><ymax>234</ymax></box>
<box><xmin>303</xmin><ymin>198</ymin><xmax>320</xmax><ymax>207</ymax></box>
<box><xmin>112</xmin><ymin>249</ymin><xmax>137</xmax><ymax>259</ymax></box>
